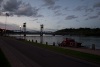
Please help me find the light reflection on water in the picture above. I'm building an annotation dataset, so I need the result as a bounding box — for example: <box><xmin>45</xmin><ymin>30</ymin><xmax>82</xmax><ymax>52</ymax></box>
<box><xmin>10</xmin><ymin>35</ymin><xmax>100</xmax><ymax>49</ymax></box>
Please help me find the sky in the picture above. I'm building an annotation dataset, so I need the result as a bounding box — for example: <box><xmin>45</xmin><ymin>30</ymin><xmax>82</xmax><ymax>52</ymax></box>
<box><xmin>0</xmin><ymin>0</ymin><xmax>100</xmax><ymax>31</ymax></box>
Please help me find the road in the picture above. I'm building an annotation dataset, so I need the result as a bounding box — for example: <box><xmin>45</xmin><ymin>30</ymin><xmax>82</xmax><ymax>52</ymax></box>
<box><xmin>0</xmin><ymin>36</ymin><xmax>99</xmax><ymax>67</ymax></box>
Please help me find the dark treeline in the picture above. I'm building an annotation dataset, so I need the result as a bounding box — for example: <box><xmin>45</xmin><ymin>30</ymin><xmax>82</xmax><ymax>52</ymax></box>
<box><xmin>0</xmin><ymin>28</ymin><xmax>52</xmax><ymax>36</ymax></box>
<box><xmin>53</xmin><ymin>28</ymin><xmax>100</xmax><ymax>36</ymax></box>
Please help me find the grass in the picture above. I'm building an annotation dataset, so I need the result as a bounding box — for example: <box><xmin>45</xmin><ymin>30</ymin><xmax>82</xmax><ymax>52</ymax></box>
<box><xmin>0</xmin><ymin>49</ymin><xmax>11</xmax><ymax>67</ymax></box>
<box><xmin>24</xmin><ymin>40</ymin><xmax>100</xmax><ymax>64</ymax></box>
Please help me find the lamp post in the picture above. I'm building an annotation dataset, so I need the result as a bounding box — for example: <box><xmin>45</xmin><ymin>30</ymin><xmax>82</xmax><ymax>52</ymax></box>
<box><xmin>5</xmin><ymin>13</ymin><xmax>9</xmax><ymax>36</ymax></box>
<box><xmin>20</xmin><ymin>26</ymin><xmax>21</xmax><ymax>38</ymax></box>
<box><xmin>40</xmin><ymin>24</ymin><xmax>44</xmax><ymax>44</ymax></box>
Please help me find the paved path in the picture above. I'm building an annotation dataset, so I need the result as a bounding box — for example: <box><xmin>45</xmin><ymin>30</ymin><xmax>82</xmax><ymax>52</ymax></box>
<box><xmin>0</xmin><ymin>37</ymin><xmax>100</xmax><ymax>67</ymax></box>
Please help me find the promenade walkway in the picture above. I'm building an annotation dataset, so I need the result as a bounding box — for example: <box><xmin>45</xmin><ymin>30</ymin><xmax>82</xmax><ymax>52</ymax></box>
<box><xmin>0</xmin><ymin>36</ymin><xmax>100</xmax><ymax>67</ymax></box>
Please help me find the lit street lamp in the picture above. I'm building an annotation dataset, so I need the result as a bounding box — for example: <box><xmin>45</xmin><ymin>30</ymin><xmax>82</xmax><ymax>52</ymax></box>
<box><xmin>20</xmin><ymin>26</ymin><xmax>21</xmax><ymax>38</ymax></box>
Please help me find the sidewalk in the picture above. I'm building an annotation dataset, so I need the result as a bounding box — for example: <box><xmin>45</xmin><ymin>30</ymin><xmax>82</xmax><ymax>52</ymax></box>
<box><xmin>61</xmin><ymin>47</ymin><xmax>100</xmax><ymax>56</ymax></box>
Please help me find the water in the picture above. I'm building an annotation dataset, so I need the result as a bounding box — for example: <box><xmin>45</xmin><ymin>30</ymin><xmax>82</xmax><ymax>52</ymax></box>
<box><xmin>10</xmin><ymin>34</ymin><xmax>100</xmax><ymax>49</ymax></box>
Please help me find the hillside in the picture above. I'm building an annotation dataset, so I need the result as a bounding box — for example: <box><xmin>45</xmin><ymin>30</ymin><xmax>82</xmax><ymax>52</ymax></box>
<box><xmin>53</xmin><ymin>28</ymin><xmax>100</xmax><ymax>36</ymax></box>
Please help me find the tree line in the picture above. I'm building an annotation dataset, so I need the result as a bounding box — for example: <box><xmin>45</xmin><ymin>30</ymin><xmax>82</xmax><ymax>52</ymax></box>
<box><xmin>53</xmin><ymin>28</ymin><xmax>100</xmax><ymax>36</ymax></box>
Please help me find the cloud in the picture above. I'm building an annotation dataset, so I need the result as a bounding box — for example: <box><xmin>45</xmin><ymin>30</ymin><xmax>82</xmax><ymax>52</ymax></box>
<box><xmin>0</xmin><ymin>12</ymin><xmax>2</xmax><ymax>15</ymax></box>
<box><xmin>0</xmin><ymin>0</ymin><xmax>3</xmax><ymax>2</ymax></box>
<box><xmin>97</xmin><ymin>12</ymin><xmax>100</xmax><ymax>16</ymax></box>
<box><xmin>16</xmin><ymin>4</ymin><xmax>40</xmax><ymax>17</ymax></box>
<box><xmin>85</xmin><ymin>8</ymin><xmax>94</xmax><ymax>12</ymax></box>
<box><xmin>86</xmin><ymin>15</ymin><xmax>99</xmax><ymax>20</ymax></box>
<box><xmin>32</xmin><ymin>19</ymin><xmax>38</xmax><ymax>21</ymax></box>
<box><xmin>83</xmin><ymin>13</ymin><xmax>90</xmax><ymax>16</ymax></box>
<box><xmin>0</xmin><ymin>0</ymin><xmax>3</xmax><ymax>8</ymax></box>
<box><xmin>0</xmin><ymin>0</ymin><xmax>3</xmax><ymax>4</ymax></box>
<box><xmin>49</xmin><ymin>5</ymin><xmax>61</xmax><ymax>10</ymax></box>
<box><xmin>42</xmin><ymin>0</ymin><xmax>60</xmax><ymax>10</ymax></box>
<box><xmin>42</xmin><ymin>0</ymin><xmax>56</xmax><ymax>6</ymax></box>
<box><xmin>3</xmin><ymin>0</ymin><xmax>22</xmax><ymax>12</ymax></box>
<box><xmin>0</xmin><ymin>22</ymin><xmax>21</xmax><ymax>30</ymax></box>
<box><xmin>63</xmin><ymin>7</ymin><xmax>68</xmax><ymax>10</ymax></box>
<box><xmin>65</xmin><ymin>15</ymin><xmax>78</xmax><ymax>20</ymax></box>
<box><xmin>74</xmin><ymin>5</ymin><xmax>94</xmax><ymax>13</ymax></box>
<box><xmin>54</xmin><ymin>10</ymin><xmax>64</xmax><ymax>16</ymax></box>
<box><xmin>76</xmin><ymin>20</ymin><xmax>80</xmax><ymax>22</ymax></box>
<box><xmin>74</xmin><ymin>6</ymin><xmax>87</xmax><ymax>11</ymax></box>
<box><xmin>2</xmin><ymin>0</ymin><xmax>42</xmax><ymax>17</ymax></box>
<box><xmin>93</xmin><ymin>2</ymin><xmax>100</xmax><ymax>8</ymax></box>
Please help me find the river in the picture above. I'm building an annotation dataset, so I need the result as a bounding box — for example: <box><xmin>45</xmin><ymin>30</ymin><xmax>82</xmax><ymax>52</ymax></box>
<box><xmin>10</xmin><ymin>34</ymin><xmax>100</xmax><ymax>49</ymax></box>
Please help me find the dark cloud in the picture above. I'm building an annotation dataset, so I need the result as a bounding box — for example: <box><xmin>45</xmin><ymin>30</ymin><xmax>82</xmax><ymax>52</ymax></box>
<box><xmin>0</xmin><ymin>0</ymin><xmax>3</xmax><ymax>4</ymax></box>
<box><xmin>32</xmin><ymin>19</ymin><xmax>38</xmax><ymax>21</ymax></box>
<box><xmin>74</xmin><ymin>6</ymin><xmax>94</xmax><ymax>13</ymax></box>
<box><xmin>54</xmin><ymin>10</ymin><xmax>65</xmax><ymax>16</ymax></box>
<box><xmin>85</xmin><ymin>8</ymin><xmax>94</xmax><ymax>12</ymax></box>
<box><xmin>74</xmin><ymin>6</ymin><xmax>87</xmax><ymax>11</ymax></box>
<box><xmin>42</xmin><ymin>0</ymin><xmax>56</xmax><ymax>6</ymax></box>
<box><xmin>93</xmin><ymin>2</ymin><xmax>100</xmax><ymax>8</ymax></box>
<box><xmin>97</xmin><ymin>12</ymin><xmax>100</xmax><ymax>16</ymax></box>
<box><xmin>0</xmin><ymin>0</ymin><xmax>3</xmax><ymax>2</ymax></box>
<box><xmin>42</xmin><ymin>0</ymin><xmax>60</xmax><ymax>10</ymax></box>
<box><xmin>54</xmin><ymin>12</ymin><xmax>63</xmax><ymax>16</ymax></box>
<box><xmin>16</xmin><ymin>4</ymin><xmax>40</xmax><ymax>17</ymax></box>
<box><xmin>83</xmin><ymin>13</ymin><xmax>90</xmax><ymax>16</ymax></box>
<box><xmin>63</xmin><ymin>7</ymin><xmax>68</xmax><ymax>10</ymax></box>
<box><xmin>36</xmin><ymin>14</ymin><xmax>44</xmax><ymax>17</ymax></box>
<box><xmin>89</xmin><ymin>16</ymin><xmax>99</xmax><ymax>19</ymax></box>
<box><xmin>65</xmin><ymin>15</ymin><xmax>78</xmax><ymax>20</ymax></box>
<box><xmin>2</xmin><ymin>0</ymin><xmax>42</xmax><ymax>17</ymax></box>
<box><xmin>0</xmin><ymin>0</ymin><xmax>3</xmax><ymax>8</ymax></box>
<box><xmin>42</xmin><ymin>0</ymin><xmax>62</xmax><ymax>17</ymax></box>
<box><xmin>49</xmin><ymin>5</ymin><xmax>61</xmax><ymax>10</ymax></box>
<box><xmin>86</xmin><ymin>15</ymin><xmax>99</xmax><ymax>20</ymax></box>
<box><xmin>3</xmin><ymin>0</ymin><xmax>22</xmax><ymax>12</ymax></box>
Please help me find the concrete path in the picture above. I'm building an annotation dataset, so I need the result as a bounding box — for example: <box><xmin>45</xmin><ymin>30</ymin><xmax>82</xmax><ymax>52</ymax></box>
<box><xmin>0</xmin><ymin>36</ymin><xmax>100</xmax><ymax>67</ymax></box>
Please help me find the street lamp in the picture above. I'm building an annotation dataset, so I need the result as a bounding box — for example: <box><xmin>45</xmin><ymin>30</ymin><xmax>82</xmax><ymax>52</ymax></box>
<box><xmin>20</xmin><ymin>26</ymin><xmax>21</xmax><ymax>38</ymax></box>
<box><xmin>5</xmin><ymin>13</ymin><xmax>9</xmax><ymax>36</ymax></box>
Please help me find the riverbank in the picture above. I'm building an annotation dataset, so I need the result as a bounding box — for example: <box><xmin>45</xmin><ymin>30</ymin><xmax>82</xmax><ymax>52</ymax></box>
<box><xmin>61</xmin><ymin>47</ymin><xmax>100</xmax><ymax>56</ymax></box>
<box><xmin>25</xmin><ymin>40</ymin><xmax>100</xmax><ymax>65</ymax></box>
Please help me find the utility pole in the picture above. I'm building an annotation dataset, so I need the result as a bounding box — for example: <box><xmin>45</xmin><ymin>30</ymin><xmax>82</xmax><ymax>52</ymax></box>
<box><xmin>23</xmin><ymin>23</ymin><xmax>26</xmax><ymax>40</ymax></box>
<box><xmin>40</xmin><ymin>24</ymin><xmax>44</xmax><ymax>44</ymax></box>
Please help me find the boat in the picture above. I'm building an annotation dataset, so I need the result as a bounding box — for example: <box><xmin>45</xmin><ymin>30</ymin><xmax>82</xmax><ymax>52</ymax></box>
<box><xmin>58</xmin><ymin>38</ymin><xmax>82</xmax><ymax>47</ymax></box>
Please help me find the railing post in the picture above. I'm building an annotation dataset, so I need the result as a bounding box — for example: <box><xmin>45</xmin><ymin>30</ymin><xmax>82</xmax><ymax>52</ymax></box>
<box><xmin>53</xmin><ymin>42</ymin><xmax>55</xmax><ymax>46</ymax></box>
